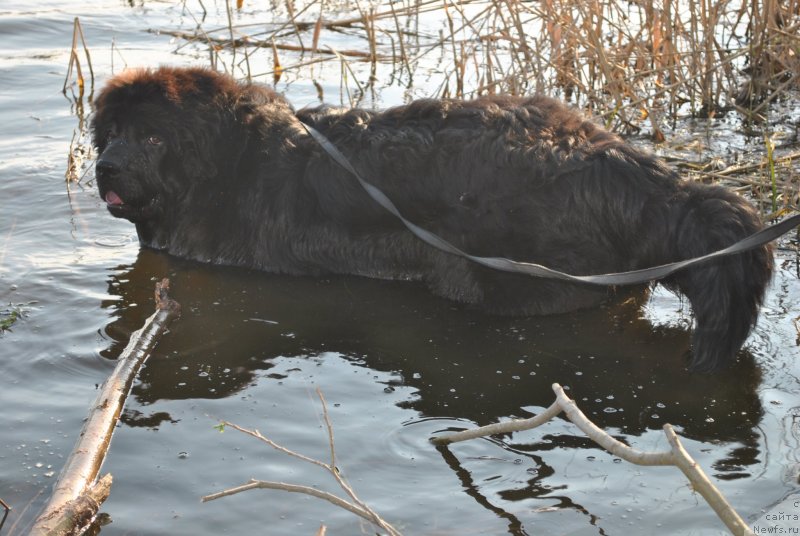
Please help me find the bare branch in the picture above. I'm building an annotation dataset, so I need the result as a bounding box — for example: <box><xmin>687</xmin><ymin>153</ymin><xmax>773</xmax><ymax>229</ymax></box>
<box><xmin>202</xmin><ymin>479</ymin><xmax>373</xmax><ymax>520</ymax></box>
<box><xmin>431</xmin><ymin>383</ymin><xmax>754</xmax><ymax>536</ymax></box>
<box><xmin>30</xmin><ymin>280</ymin><xmax>180</xmax><ymax>536</ymax></box>
<box><xmin>206</xmin><ymin>391</ymin><xmax>402</xmax><ymax>536</ymax></box>
<box><xmin>432</xmin><ymin>400</ymin><xmax>561</xmax><ymax>445</ymax></box>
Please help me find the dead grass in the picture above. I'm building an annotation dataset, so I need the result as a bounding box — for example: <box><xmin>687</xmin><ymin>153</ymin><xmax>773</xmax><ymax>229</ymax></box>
<box><xmin>159</xmin><ymin>0</ymin><xmax>800</xmax><ymax>210</ymax></box>
<box><xmin>170</xmin><ymin>0</ymin><xmax>798</xmax><ymax>129</ymax></box>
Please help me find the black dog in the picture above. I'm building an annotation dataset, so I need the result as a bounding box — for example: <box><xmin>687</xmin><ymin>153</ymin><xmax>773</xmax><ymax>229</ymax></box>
<box><xmin>92</xmin><ymin>66</ymin><xmax>773</xmax><ymax>371</ymax></box>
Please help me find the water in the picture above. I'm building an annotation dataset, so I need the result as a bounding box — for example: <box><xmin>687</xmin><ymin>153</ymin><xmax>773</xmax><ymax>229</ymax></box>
<box><xmin>1</xmin><ymin>1</ymin><xmax>799</xmax><ymax>535</ymax></box>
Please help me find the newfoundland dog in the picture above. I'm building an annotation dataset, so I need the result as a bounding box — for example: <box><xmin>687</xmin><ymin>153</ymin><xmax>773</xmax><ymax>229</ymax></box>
<box><xmin>92</xmin><ymin>66</ymin><xmax>773</xmax><ymax>372</ymax></box>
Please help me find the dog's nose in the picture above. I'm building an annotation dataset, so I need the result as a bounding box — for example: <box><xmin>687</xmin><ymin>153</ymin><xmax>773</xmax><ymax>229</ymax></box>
<box><xmin>96</xmin><ymin>138</ymin><xmax>128</xmax><ymax>178</ymax></box>
<box><xmin>96</xmin><ymin>158</ymin><xmax>120</xmax><ymax>177</ymax></box>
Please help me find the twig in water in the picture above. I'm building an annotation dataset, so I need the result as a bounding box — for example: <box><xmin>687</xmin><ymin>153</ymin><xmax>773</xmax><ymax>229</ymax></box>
<box><xmin>63</xmin><ymin>17</ymin><xmax>94</xmax><ymax>98</ymax></box>
<box><xmin>0</xmin><ymin>497</ymin><xmax>10</xmax><ymax>533</ymax></box>
<box><xmin>765</xmin><ymin>132</ymin><xmax>778</xmax><ymax>212</ymax></box>
<box><xmin>432</xmin><ymin>383</ymin><xmax>754</xmax><ymax>536</ymax></box>
<box><xmin>203</xmin><ymin>387</ymin><xmax>402</xmax><ymax>536</ymax></box>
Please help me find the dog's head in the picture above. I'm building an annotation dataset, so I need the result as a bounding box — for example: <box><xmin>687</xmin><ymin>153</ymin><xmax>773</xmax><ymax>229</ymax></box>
<box><xmin>92</xmin><ymin>67</ymin><xmax>284</xmax><ymax>223</ymax></box>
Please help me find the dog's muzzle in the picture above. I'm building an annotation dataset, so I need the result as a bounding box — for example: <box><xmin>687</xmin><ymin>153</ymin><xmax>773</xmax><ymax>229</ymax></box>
<box><xmin>95</xmin><ymin>138</ymin><xmax>128</xmax><ymax>182</ymax></box>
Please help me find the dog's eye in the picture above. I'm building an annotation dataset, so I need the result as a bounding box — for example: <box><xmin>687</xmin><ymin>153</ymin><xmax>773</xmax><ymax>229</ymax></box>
<box><xmin>146</xmin><ymin>135</ymin><xmax>163</xmax><ymax>146</ymax></box>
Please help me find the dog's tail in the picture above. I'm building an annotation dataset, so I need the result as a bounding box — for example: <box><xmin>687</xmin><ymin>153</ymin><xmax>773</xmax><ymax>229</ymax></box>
<box><xmin>663</xmin><ymin>182</ymin><xmax>773</xmax><ymax>372</ymax></box>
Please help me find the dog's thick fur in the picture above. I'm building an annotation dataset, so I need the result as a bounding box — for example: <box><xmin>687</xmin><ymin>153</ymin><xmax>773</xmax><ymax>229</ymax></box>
<box><xmin>92</xmin><ymin>67</ymin><xmax>773</xmax><ymax>371</ymax></box>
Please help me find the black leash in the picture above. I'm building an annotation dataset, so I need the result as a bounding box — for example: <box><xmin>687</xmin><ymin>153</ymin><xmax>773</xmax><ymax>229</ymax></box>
<box><xmin>302</xmin><ymin>122</ymin><xmax>800</xmax><ymax>287</ymax></box>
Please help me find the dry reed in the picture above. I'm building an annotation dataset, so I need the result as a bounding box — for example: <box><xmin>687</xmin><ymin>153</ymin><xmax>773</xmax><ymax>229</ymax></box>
<box><xmin>150</xmin><ymin>0</ymin><xmax>800</xmax><ymax>207</ymax></box>
<box><xmin>63</xmin><ymin>17</ymin><xmax>94</xmax><ymax>98</ymax></box>
<box><xmin>166</xmin><ymin>0</ymin><xmax>797</xmax><ymax>124</ymax></box>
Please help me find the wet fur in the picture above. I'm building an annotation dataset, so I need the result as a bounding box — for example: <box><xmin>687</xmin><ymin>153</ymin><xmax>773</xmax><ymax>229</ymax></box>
<box><xmin>92</xmin><ymin>67</ymin><xmax>773</xmax><ymax>371</ymax></box>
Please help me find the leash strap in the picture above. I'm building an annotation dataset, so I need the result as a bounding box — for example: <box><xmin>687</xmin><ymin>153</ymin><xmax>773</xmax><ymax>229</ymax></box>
<box><xmin>302</xmin><ymin>122</ymin><xmax>800</xmax><ymax>286</ymax></box>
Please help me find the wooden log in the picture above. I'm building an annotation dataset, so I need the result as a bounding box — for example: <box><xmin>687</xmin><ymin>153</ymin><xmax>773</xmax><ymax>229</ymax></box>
<box><xmin>30</xmin><ymin>279</ymin><xmax>180</xmax><ymax>536</ymax></box>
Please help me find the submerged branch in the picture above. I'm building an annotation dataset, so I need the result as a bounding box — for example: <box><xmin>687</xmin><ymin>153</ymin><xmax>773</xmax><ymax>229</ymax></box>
<box><xmin>30</xmin><ymin>279</ymin><xmax>180</xmax><ymax>536</ymax></box>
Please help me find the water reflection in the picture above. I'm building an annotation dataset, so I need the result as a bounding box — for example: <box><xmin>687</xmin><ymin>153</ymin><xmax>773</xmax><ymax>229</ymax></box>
<box><xmin>102</xmin><ymin>248</ymin><xmax>764</xmax><ymax>471</ymax></box>
<box><xmin>437</xmin><ymin>445</ymin><xmax>530</xmax><ymax>534</ymax></box>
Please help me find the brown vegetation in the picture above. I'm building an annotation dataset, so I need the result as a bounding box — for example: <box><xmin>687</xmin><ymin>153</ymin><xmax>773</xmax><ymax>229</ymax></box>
<box><xmin>173</xmin><ymin>0</ymin><xmax>799</xmax><ymax>129</ymax></box>
<box><xmin>160</xmin><ymin>0</ymin><xmax>799</xmax><ymax>211</ymax></box>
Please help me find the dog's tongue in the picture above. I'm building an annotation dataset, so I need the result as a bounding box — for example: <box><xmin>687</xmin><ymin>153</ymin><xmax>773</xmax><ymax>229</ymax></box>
<box><xmin>105</xmin><ymin>191</ymin><xmax>124</xmax><ymax>206</ymax></box>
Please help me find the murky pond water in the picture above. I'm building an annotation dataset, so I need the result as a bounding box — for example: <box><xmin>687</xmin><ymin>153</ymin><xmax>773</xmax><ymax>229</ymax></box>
<box><xmin>1</xmin><ymin>1</ymin><xmax>799</xmax><ymax>535</ymax></box>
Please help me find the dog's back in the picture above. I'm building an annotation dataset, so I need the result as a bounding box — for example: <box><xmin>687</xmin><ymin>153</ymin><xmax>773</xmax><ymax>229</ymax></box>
<box><xmin>299</xmin><ymin>95</ymin><xmax>773</xmax><ymax>371</ymax></box>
